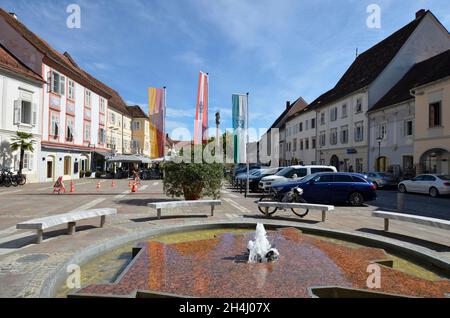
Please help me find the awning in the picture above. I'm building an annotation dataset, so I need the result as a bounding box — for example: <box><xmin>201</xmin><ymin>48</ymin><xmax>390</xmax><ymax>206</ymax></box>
<box><xmin>106</xmin><ymin>154</ymin><xmax>152</xmax><ymax>164</ymax></box>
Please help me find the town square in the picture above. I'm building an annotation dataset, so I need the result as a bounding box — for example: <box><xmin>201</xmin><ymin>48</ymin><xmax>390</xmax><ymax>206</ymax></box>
<box><xmin>0</xmin><ymin>0</ymin><xmax>449</xmax><ymax>309</ymax></box>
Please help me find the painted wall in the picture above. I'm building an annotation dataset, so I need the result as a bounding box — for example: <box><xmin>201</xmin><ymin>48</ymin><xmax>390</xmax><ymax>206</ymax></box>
<box><xmin>285</xmin><ymin>110</ymin><xmax>317</xmax><ymax>165</ymax></box>
<box><xmin>0</xmin><ymin>70</ymin><xmax>42</xmax><ymax>182</ymax></box>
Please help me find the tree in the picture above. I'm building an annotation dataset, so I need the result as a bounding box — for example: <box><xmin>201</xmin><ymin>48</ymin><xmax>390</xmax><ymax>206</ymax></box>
<box><xmin>10</xmin><ymin>131</ymin><xmax>36</xmax><ymax>175</ymax></box>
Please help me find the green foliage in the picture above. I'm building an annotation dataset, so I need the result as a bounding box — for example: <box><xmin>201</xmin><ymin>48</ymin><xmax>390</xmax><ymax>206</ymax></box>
<box><xmin>10</xmin><ymin>131</ymin><xmax>36</xmax><ymax>175</ymax></box>
<box><xmin>163</xmin><ymin>148</ymin><xmax>224</xmax><ymax>200</ymax></box>
<box><xmin>79</xmin><ymin>170</ymin><xmax>85</xmax><ymax>178</ymax></box>
<box><xmin>85</xmin><ymin>170</ymin><xmax>92</xmax><ymax>177</ymax></box>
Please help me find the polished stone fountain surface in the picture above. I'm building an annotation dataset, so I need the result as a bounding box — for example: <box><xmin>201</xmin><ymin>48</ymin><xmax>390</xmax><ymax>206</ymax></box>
<box><xmin>75</xmin><ymin>228</ymin><xmax>450</xmax><ymax>298</ymax></box>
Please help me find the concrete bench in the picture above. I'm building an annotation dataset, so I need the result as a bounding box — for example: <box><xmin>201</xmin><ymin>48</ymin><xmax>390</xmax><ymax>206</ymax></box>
<box><xmin>372</xmin><ymin>211</ymin><xmax>450</xmax><ymax>232</ymax></box>
<box><xmin>148</xmin><ymin>200</ymin><xmax>222</xmax><ymax>219</ymax></box>
<box><xmin>257</xmin><ymin>202</ymin><xmax>334</xmax><ymax>221</ymax></box>
<box><xmin>16</xmin><ymin>208</ymin><xmax>117</xmax><ymax>244</ymax></box>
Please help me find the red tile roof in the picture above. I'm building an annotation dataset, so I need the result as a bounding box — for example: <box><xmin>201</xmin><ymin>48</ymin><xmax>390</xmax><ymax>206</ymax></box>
<box><xmin>127</xmin><ymin>105</ymin><xmax>148</xmax><ymax>118</ymax></box>
<box><xmin>308</xmin><ymin>12</ymin><xmax>426</xmax><ymax>109</ymax></box>
<box><xmin>0</xmin><ymin>43</ymin><xmax>43</xmax><ymax>82</ymax></box>
<box><xmin>370</xmin><ymin>49</ymin><xmax>450</xmax><ymax>112</ymax></box>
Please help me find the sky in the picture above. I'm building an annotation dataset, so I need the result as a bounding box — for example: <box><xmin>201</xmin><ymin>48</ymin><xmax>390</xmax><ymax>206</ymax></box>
<box><xmin>0</xmin><ymin>0</ymin><xmax>449</xmax><ymax>141</ymax></box>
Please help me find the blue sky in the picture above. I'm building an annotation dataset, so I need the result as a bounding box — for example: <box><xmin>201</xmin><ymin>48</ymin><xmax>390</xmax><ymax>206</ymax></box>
<box><xmin>1</xmin><ymin>0</ymin><xmax>449</xmax><ymax>140</ymax></box>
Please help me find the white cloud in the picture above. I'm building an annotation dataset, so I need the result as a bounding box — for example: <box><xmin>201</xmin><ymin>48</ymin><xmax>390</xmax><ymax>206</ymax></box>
<box><xmin>174</xmin><ymin>51</ymin><xmax>205</xmax><ymax>68</ymax></box>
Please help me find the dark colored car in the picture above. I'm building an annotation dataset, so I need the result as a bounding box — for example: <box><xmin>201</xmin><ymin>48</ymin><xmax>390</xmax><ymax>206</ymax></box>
<box><xmin>245</xmin><ymin>167</ymin><xmax>285</xmax><ymax>192</ymax></box>
<box><xmin>272</xmin><ymin>172</ymin><xmax>377</xmax><ymax>206</ymax></box>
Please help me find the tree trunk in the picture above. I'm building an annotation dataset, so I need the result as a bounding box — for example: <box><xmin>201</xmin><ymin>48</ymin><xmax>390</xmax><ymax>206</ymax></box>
<box><xmin>19</xmin><ymin>148</ymin><xmax>24</xmax><ymax>175</ymax></box>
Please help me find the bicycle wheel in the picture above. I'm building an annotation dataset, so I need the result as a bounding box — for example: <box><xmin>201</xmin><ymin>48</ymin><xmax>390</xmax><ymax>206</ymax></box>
<box><xmin>18</xmin><ymin>175</ymin><xmax>27</xmax><ymax>186</ymax></box>
<box><xmin>290</xmin><ymin>196</ymin><xmax>309</xmax><ymax>218</ymax></box>
<box><xmin>10</xmin><ymin>176</ymin><xmax>18</xmax><ymax>187</ymax></box>
<box><xmin>258</xmin><ymin>196</ymin><xmax>278</xmax><ymax>216</ymax></box>
<box><xmin>3</xmin><ymin>176</ymin><xmax>12</xmax><ymax>188</ymax></box>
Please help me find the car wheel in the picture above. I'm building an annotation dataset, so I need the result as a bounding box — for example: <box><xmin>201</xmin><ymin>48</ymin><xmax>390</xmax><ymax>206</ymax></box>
<box><xmin>398</xmin><ymin>184</ymin><xmax>407</xmax><ymax>193</ymax></box>
<box><xmin>429</xmin><ymin>187</ymin><xmax>439</xmax><ymax>198</ymax></box>
<box><xmin>348</xmin><ymin>192</ymin><xmax>364</xmax><ymax>206</ymax></box>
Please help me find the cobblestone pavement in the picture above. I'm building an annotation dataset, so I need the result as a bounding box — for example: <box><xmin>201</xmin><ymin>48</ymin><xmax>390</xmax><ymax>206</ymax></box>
<box><xmin>0</xmin><ymin>179</ymin><xmax>448</xmax><ymax>297</ymax></box>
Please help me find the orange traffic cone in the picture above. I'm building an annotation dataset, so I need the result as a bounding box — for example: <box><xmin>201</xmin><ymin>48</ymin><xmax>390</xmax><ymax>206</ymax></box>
<box><xmin>131</xmin><ymin>182</ymin><xmax>137</xmax><ymax>193</ymax></box>
<box><xmin>70</xmin><ymin>181</ymin><xmax>75</xmax><ymax>193</ymax></box>
<box><xmin>96</xmin><ymin>181</ymin><xmax>101</xmax><ymax>191</ymax></box>
<box><xmin>112</xmin><ymin>180</ymin><xmax>116</xmax><ymax>188</ymax></box>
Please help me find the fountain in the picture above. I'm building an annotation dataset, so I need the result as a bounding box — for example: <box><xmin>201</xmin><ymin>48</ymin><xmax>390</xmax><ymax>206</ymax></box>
<box><xmin>247</xmin><ymin>223</ymin><xmax>279</xmax><ymax>263</ymax></box>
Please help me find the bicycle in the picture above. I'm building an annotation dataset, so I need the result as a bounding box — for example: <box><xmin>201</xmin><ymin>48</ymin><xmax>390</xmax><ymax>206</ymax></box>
<box><xmin>258</xmin><ymin>186</ymin><xmax>309</xmax><ymax>217</ymax></box>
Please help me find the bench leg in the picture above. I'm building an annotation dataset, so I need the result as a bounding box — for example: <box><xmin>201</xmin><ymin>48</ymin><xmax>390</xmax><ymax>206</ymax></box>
<box><xmin>157</xmin><ymin>208</ymin><xmax>162</xmax><ymax>220</ymax></box>
<box><xmin>36</xmin><ymin>229</ymin><xmax>43</xmax><ymax>244</ymax></box>
<box><xmin>100</xmin><ymin>215</ymin><xmax>106</xmax><ymax>228</ymax></box>
<box><xmin>321</xmin><ymin>211</ymin><xmax>326</xmax><ymax>222</ymax></box>
<box><xmin>211</xmin><ymin>205</ymin><xmax>215</xmax><ymax>217</ymax></box>
<box><xmin>384</xmin><ymin>218</ymin><xmax>389</xmax><ymax>232</ymax></box>
<box><xmin>68</xmin><ymin>222</ymin><xmax>76</xmax><ymax>235</ymax></box>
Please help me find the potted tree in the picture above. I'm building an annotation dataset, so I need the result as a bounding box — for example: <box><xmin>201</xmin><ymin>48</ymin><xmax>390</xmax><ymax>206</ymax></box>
<box><xmin>10</xmin><ymin>131</ymin><xmax>35</xmax><ymax>185</ymax></box>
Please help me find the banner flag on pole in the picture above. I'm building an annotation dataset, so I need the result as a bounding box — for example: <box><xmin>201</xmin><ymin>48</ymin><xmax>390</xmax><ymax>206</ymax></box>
<box><xmin>148</xmin><ymin>87</ymin><xmax>166</xmax><ymax>159</ymax></box>
<box><xmin>232</xmin><ymin>94</ymin><xmax>248</xmax><ymax>164</ymax></box>
<box><xmin>194</xmin><ymin>71</ymin><xmax>209</xmax><ymax>145</ymax></box>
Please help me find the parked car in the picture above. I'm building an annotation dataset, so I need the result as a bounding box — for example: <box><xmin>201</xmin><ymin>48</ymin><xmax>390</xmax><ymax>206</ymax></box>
<box><xmin>259</xmin><ymin>165</ymin><xmax>337</xmax><ymax>191</ymax></box>
<box><xmin>366</xmin><ymin>172</ymin><xmax>397</xmax><ymax>189</ymax></box>
<box><xmin>272</xmin><ymin>172</ymin><xmax>377</xmax><ymax>206</ymax></box>
<box><xmin>398</xmin><ymin>174</ymin><xmax>450</xmax><ymax>198</ymax></box>
<box><xmin>241</xmin><ymin>167</ymin><xmax>285</xmax><ymax>192</ymax></box>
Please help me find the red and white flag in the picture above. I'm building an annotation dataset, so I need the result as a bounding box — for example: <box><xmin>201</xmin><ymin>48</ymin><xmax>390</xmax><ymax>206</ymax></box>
<box><xmin>194</xmin><ymin>71</ymin><xmax>209</xmax><ymax>145</ymax></box>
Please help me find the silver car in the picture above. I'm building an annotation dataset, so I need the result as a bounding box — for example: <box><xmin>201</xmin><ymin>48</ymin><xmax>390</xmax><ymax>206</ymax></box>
<box><xmin>367</xmin><ymin>172</ymin><xmax>397</xmax><ymax>189</ymax></box>
<box><xmin>398</xmin><ymin>174</ymin><xmax>450</xmax><ymax>198</ymax></box>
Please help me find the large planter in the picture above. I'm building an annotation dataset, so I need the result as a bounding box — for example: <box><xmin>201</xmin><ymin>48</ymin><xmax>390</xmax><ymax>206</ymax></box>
<box><xmin>182</xmin><ymin>183</ymin><xmax>204</xmax><ymax>201</ymax></box>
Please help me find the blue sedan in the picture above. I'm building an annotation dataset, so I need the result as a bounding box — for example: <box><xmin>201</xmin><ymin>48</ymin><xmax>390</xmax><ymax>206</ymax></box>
<box><xmin>272</xmin><ymin>172</ymin><xmax>377</xmax><ymax>206</ymax></box>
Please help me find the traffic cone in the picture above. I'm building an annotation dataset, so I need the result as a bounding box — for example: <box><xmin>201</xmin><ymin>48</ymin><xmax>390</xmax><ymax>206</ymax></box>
<box><xmin>128</xmin><ymin>180</ymin><xmax>132</xmax><ymax>188</ymax></box>
<box><xmin>70</xmin><ymin>181</ymin><xmax>75</xmax><ymax>193</ymax></box>
<box><xmin>96</xmin><ymin>181</ymin><xmax>101</xmax><ymax>191</ymax></box>
<box><xmin>131</xmin><ymin>182</ymin><xmax>137</xmax><ymax>193</ymax></box>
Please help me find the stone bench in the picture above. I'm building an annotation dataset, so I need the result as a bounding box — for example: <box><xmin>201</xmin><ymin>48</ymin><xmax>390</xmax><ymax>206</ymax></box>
<box><xmin>16</xmin><ymin>208</ymin><xmax>117</xmax><ymax>244</ymax></box>
<box><xmin>257</xmin><ymin>202</ymin><xmax>334</xmax><ymax>221</ymax></box>
<box><xmin>372</xmin><ymin>211</ymin><xmax>450</xmax><ymax>232</ymax></box>
<box><xmin>148</xmin><ymin>200</ymin><xmax>222</xmax><ymax>219</ymax></box>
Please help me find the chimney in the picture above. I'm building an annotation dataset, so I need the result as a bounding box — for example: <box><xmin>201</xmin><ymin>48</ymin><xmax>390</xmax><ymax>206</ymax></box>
<box><xmin>9</xmin><ymin>12</ymin><xmax>18</xmax><ymax>20</ymax></box>
<box><xmin>415</xmin><ymin>9</ymin><xmax>426</xmax><ymax>20</ymax></box>
<box><xmin>286</xmin><ymin>101</ymin><xmax>291</xmax><ymax>109</ymax></box>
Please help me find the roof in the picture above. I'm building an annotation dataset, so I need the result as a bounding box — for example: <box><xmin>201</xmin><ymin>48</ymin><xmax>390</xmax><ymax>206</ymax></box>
<box><xmin>127</xmin><ymin>105</ymin><xmax>148</xmax><ymax>118</ymax></box>
<box><xmin>268</xmin><ymin>97</ymin><xmax>308</xmax><ymax>131</ymax></box>
<box><xmin>370</xmin><ymin>49</ymin><xmax>450</xmax><ymax>112</ymax></box>
<box><xmin>0</xmin><ymin>43</ymin><xmax>43</xmax><ymax>82</ymax></box>
<box><xmin>0</xmin><ymin>8</ymin><xmax>111</xmax><ymax>98</ymax></box>
<box><xmin>308</xmin><ymin>12</ymin><xmax>426</xmax><ymax>109</ymax></box>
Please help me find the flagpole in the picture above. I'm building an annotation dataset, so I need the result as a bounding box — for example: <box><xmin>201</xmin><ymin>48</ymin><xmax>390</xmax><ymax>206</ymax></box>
<box><xmin>246</xmin><ymin>92</ymin><xmax>250</xmax><ymax>198</ymax></box>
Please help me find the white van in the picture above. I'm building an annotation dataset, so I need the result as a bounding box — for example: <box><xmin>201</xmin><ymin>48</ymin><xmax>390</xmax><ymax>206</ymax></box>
<box><xmin>258</xmin><ymin>165</ymin><xmax>338</xmax><ymax>191</ymax></box>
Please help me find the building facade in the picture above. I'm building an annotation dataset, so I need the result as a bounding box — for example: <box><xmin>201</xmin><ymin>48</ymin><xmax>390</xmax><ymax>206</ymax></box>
<box><xmin>0</xmin><ymin>44</ymin><xmax>44</xmax><ymax>183</ymax></box>
<box><xmin>128</xmin><ymin>105</ymin><xmax>151</xmax><ymax>156</ymax></box>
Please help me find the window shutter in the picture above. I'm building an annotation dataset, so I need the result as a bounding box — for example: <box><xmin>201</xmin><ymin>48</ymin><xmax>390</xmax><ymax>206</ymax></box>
<box><xmin>55</xmin><ymin>123</ymin><xmax>59</xmax><ymax>137</ymax></box>
<box><xmin>47</xmin><ymin>71</ymin><xmax>52</xmax><ymax>93</ymax></box>
<box><xmin>32</xmin><ymin>103</ymin><xmax>37</xmax><ymax>126</ymax></box>
<box><xmin>14</xmin><ymin>100</ymin><xmax>21</xmax><ymax>124</ymax></box>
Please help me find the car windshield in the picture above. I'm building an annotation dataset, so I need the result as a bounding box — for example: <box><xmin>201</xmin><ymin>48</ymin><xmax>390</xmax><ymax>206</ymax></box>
<box><xmin>275</xmin><ymin>167</ymin><xmax>293</xmax><ymax>176</ymax></box>
<box><xmin>437</xmin><ymin>175</ymin><xmax>450</xmax><ymax>181</ymax></box>
<box><xmin>301</xmin><ymin>173</ymin><xmax>319</xmax><ymax>183</ymax></box>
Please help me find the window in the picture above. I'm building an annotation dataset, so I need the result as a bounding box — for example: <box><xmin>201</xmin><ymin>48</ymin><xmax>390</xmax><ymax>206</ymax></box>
<box><xmin>50</xmin><ymin>71</ymin><xmax>65</xmax><ymax>95</ymax></box>
<box><xmin>355</xmin><ymin>121</ymin><xmax>364</xmax><ymax>142</ymax></box>
<box><xmin>293</xmin><ymin>138</ymin><xmax>297</xmax><ymax>151</ymax></box>
<box><xmin>22</xmin><ymin>153</ymin><xmax>34</xmax><ymax>171</ymax></box>
<box><xmin>299</xmin><ymin>122</ymin><xmax>303</xmax><ymax>132</ymax></box>
<box><xmin>84</xmin><ymin>122</ymin><xmax>91</xmax><ymax>141</ymax></box>
<box><xmin>312</xmin><ymin>137</ymin><xmax>316</xmax><ymax>149</ymax></box>
<box><xmin>352</xmin><ymin>176</ymin><xmax>367</xmax><ymax>183</ymax></box>
<box><xmin>305</xmin><ymin>120</ymin><xmax>309</xmax><ymax>130</ymax></box>
<box><xmin>379</xmin><ymin>123</ymin><xmax>387</xmax><ymax>140</ymax></box>
<box><xmin>311</xmin><ymin>168</ymin><xmax>334</xmax><ymax>174</ymax></box>
<box><xmin>319</xmin><ymin>131</ymin><xmax>326</xmax><ymax>147</ymax></box>
<box><xmin>66</xmin><ymin>117</ymin><xmax>74</xmax><ymax>142</ymax></box>
<box><xmin>404</xmin><ymin>120</ymin><xmax>413</xmax><ymax>136</ymax></box>
<box><xmin>51</xmin><ymin>112</ymin><xmax>59</xmax><ymax>137</ymax></box>
<box><xmin>98</xmin><ymin>128</ymin><xmax>106</xmax><ymax>144</ymax></box>
<box><xmin>330</xmin><ymin>107</ymin><xmax>338</xmax><ymax>121</ymax></box>
<box><xmin>429</xmin><ymin>102</ymin><xmax>441</xmax><ymax>127</ymax></box>
<box><xmin>85</xmin><ymin>90</ymin><xmax>92</xmax><ymax>108</ymax></box>
<box><xmin>341</xmin><ymin>125</ymin><xmax>348</xmax><ymax>144</ymax></box>
<box><xmin>133</xmin><ymin>121</ymin><xmax>140</xmax><ymax>131</ymax></box>
<box><xmin>320</xmin><ymin>113</ymin><xmax>325</xmax><ymax>125</ymax></box>
<box><xmin>356</xmin><ymin>98</ymin><xmax>363</xmax><ymax>113</ymax></box>
<box><xmin>100</xmin><ymin>98</ymin><xmax>106</xmax><ymax>113</ymax></box>
<box><xmin>311</xmin><ymin>118</ymin><xmax>316</xmax><ymax>129</ymax></box>
<box><xmin>68</xmin><ymin>80</ymin><xmax>75</xmax><ymax>100</ymax></box>
<box><xmin>305</xmin><ymin>139</ymin><xmax>309</xmax><ymax>150</ymax></box>
<box><xmin>299</xmin><ymin>139</ymin><xmax>303</xmax><ymax>151</ymax></box>
<box><xmin>342</xmin><ymin>104</ymin><xmax>348</xmax><ymax>118</ymax></box>
<box><xmin>333</xmin><ymin>175</ymin><xmax>353</xmax><ymax>183</ymax></box>
<box><xmin>330</xmin><ymin>128</ymin><xmax>338</xmax><ymax>145</ymax></box>
<box><xmin>315</xmin><ymin>174</ymin><xmax>333</xmax><ymax>183</ymax></box>
<box><xmin>14</xmin><ymin>100</ymin><xmax>36</xmax><ymax>126</ymax></box>
<box><xmin>110</xmin><ymin>112</ymin><xmax>116</xmax><ymax>124</ymax></box>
